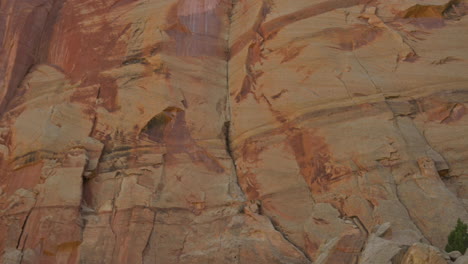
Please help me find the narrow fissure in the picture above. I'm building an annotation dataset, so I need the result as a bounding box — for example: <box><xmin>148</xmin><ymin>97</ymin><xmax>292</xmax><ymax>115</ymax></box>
<box><xmin>223</xmin><ymin>121</ymin><xmax>235</xmax><ymax>160</ymax></box>
<box><xmin>16</xmin><ymin>209</ymin><xmax>32</xmax><ymax>249</ymax></box>
<box><xmin>224</xmin><ymin>0</ymin><xmax>244</xmax><ymax>201</ymax></box>
<box><xmin>258</xmin><ymin>205</ymin><xmax>313</xmax><ymax>263</ymax></box>
<box><xmin>223</xmin><ymin>2</ymin><xmax>313</xmax><ymax>262</ymax></box>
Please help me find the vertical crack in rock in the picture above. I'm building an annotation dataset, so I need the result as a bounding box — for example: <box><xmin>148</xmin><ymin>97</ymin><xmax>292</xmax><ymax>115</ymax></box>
<box><xmin>351</xmin><ymin>216</ymin><xmax>369</xmax><ymax>264</ymax></box>
<box><xmin>352</xmin><ymin>51</ymin><xmax>382</xmax><ymax>94</ymax></box>
<box><xmin>354</xmin><ymin>49</ymin><xmax>442</xmax><ymax>245</ymax></box>
<box><xmin>225</xmin><ymin>0</ymin><xmax>245</xmax><ymax>203</ymax></box>
<box><xmin>226</xmin><ymin>1</ymin><xmax>313</xmax><ymax>261</ymax></box>
<box><xmin>14</xmin><ymin>192</ymin><xmax>38</xmax><ymax>264</ymax></box>
<box><xmin>394</xmin><ymin>185</ymin><xmax>431</xmax><ymax>243</ymax></box>
<box><xmin>2</xmin><ymin>0</ymin><xmax>467</xmax><ymax>262</ymax></box>
<box><xmin>16</xmin><ymin>205</ymin><xmax>34</xmax><ymax>250</ymax></box>
<box><xmin>386</xmin><ymin>115</ymin><xmax>432</xmax><ymax>244</ymax></box>
<box><xmin>223</xmin><ymin>121</ymin><xmax>236</xmax><ymax>171</ymax></box>
<box><xmin>109</xmin><ymin>172</ymin><xmax>123</xmax><ymax>262</ymax></box>
<box><xmin>79</xmin><ymin>85</ymin><xmax>106</xmax><ymax>262</ymax></box>
<box><xmin>224</xmin><ymin>0</ymin><xmax>235</xmax><ymax>163</ymax></box>
<box><xmin>141</xmin><ymin>211</ymin><xmax>156</xmax><ymax>263</ymax></box>
<box><xmin>176</xmin><ymin>232</ymin><xmax>190</xmax><ymax>263</ymax></box>
<box><xmin>258</xmin><ymin>205</ymin><xmax>313</xmax><ymax>263</ymax></box>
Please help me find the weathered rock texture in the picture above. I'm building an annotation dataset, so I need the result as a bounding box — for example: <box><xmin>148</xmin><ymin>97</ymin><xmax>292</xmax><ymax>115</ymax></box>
<box><xmin>1</xmin><ymin>0</ymin><xmax>468</xmax><ymax>263</ymax></box>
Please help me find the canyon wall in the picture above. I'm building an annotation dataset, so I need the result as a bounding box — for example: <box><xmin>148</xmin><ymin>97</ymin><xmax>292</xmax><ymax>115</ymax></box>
<box><xmin>0</xmin><ymin>0</ymin><xmax>467</xmax><ymax>263</ymax></box>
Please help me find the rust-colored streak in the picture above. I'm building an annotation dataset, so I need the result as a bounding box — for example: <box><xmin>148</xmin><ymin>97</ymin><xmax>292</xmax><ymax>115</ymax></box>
<box><xmin>70</xmin><ymin>86</ymin><xmax>100</xmax><ymax>116</ymax></box>
<box><xmin>239</xmin><ymin>172</ymin><xmax>261</xmax><ymax>199</ymax></box>
<box><xmin>235</xmin><ymin>76</ymin><xmax>253</xmax><ymax>103</ymax></box>
<box><xmin>233</xmin><ymin>0</ymin><xmax>373</xmax><ymax>103</ymax></box>
<box><xmin>234</xmin><ymin>41</ymin><xmax>265</xmax><ymax>102</ymax></box>
<box><xmin>231</xmin><ymin>0</ymin><xmax>370</xmax><ymax>58</ymax></box>
<box><xmin>240</xmin><ymin>139</ymin><xmax>265</xmax><ymax>164</ymax></box>
<box><xmin>0</xmin><ymin>0</ymin><xmax>63</xmax><ymax>114</ymax></box>
<box><xmin>229</xmin><ymin>0</ymin><xmax>273</xmax><ymax>59</ymax></box>
<box><xmin>427</xmin><ymin>103</ymin><xmax>467</xmax><ymax>124</ymax></box>
<box><xmin>426</xmin><ymin>101</ymin><xmax>463</xmax><ymax>124</ymax></box>
<box><xmin>279</xmin><ymin>45</ymin><xmax>307</xmax><ymax>63</ymax></box>
<box><xmin>47</xmin><ymin>1</ymin><xmax>132</xmax><ymax>112</ymax></box>
<box><xmin>262</xmin><ymin>0</ymin><xmax>370</xmax><ymax>37</ymax></box>
<box><xmin>230</xmin><ymin>31</ymin><xmax>257</xmax><ymax>60</ymax></box>
<box><xmin>97</xmin><ymin>76</ymin><xmax>121</xmax><ymax>112</ymax></box>
<box><xmin>288</xmin><ymin>131</ymin><xmax>352</xmax><ymax>194</ymax></box>
<box><xmin>231</xmin><ymin>1</ymin><xmax>274</xmax><ymax>102</ymax></box>
<box><xmin>322</xmin><ymin>24</ymin><xmax>383</xmax><ymax>51</ymax></box>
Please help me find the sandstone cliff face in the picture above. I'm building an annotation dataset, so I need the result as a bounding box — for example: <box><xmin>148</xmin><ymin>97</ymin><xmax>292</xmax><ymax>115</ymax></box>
<box><xmin>0</xmin><ymin>0</ymin><xmax>468</xmax><ymax>263</ymax></box>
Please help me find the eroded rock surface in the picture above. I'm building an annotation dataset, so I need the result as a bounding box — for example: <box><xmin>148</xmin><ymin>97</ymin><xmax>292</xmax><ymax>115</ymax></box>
<box><xmin>1</xmin><ymin>0</ymin><xmax>468</xmax><ymax>263</ymax></box>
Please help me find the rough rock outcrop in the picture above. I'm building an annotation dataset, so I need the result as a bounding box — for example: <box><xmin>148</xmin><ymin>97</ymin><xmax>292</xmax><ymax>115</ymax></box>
<box><xmin>1</xmin><ymin>0</ymin><xmax>468</xmax><ymax>263</ymax></box>
<box><xmin>400</xmin><ymin>243</ymin><xmax>447</xmax><ymax>264</ymax></box>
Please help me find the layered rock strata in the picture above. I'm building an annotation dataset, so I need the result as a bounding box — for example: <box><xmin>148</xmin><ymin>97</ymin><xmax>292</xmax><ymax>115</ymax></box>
<box><xmin>0</xmin><ymin>0</ymin><xmax>468</xmax><ymax>263</ymax></box>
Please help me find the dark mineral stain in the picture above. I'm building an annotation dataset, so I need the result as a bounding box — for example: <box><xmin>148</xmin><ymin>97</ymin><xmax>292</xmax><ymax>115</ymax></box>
<box><xmin>141</xmin><ymin>107</ymin><xmax>225</xmax><ymax>173</ymax></box>
<box><xmin>122</xmin><ymin>57</ymin><xmax>149</xmax><ymax>66</ymax></box>
<box><xmin>271</xmin><ymin>89</ymin><xmax>288</xmax><ymax>100</ymax></box>
<box><xmin>431</xmin><ymin>56</ymin><xmax>461</xmax><ymax>65</ymax></box>
<box><xmin>402</xmin><ymin>52</ymin><xmax>420</xmax><ymax>63</ymax></box>
<box><xmin>109</xmin><ymin>0</ymin><xmax>139</xmax><ymax>9</ymax></box>
<box><xmin>313</xmin><ymin>218</ymin><xmax>330</xmax><ymax>225</ymax></box>
<box><xmin>140</xmin><ymin>110</ymin><xmax>174</xmax><ymax>143</ymax></box>
<box><xmin>98</xmin><ymin>76</ymin><xmax>120</xmax><ymax>112</ymax></box>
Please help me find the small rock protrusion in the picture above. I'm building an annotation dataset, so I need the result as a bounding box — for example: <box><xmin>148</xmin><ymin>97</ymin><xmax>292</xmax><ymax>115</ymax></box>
<box><xmin>450</xmin><ymin>251</ymin><xmax>463</xmax><ymax>260</ymax></box>
<box><xmin>418</xmin><ymin>157</ymin><xmax>440</xmax><ymax>179</ymax></box>
<box><xmin>400</xmin><ymin>243</ymin><xmax>448</xmax><ymax>264</ymax></box>
<box><xmin>375</xmin><ymin>222</ymin><xmax>392</xmax><ymax>237</ymax></box>
<box><xmin>454</xmin><ymin>256</ymin><xmax>468</xmax><ymax>264</ymax></box>
<box><xmin>244</xmin><ymin>200</ymin><xmax>261</xmax><ymax>215</ymax></box>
